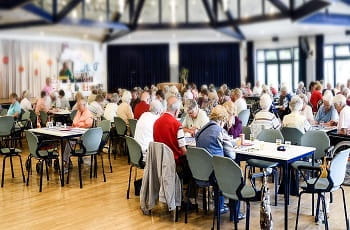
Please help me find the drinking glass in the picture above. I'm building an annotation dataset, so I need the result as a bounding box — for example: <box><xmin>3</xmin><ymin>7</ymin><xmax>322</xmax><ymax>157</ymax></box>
<box><xmin>276</xmin><ymin>139</ymin><xmax>282</xmax><ymax>146</ymax></box>
<box><xmin>285</xmin><ymin>141</ymin><xmax>291</xmax><ymax>146</ymax></box>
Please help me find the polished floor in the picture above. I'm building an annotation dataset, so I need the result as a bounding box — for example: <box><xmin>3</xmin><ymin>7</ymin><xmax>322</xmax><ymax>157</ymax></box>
<box><xmin>0</xmin><ymin>144</ymin><xmax>348</xmax><ymax>230</ymax></box>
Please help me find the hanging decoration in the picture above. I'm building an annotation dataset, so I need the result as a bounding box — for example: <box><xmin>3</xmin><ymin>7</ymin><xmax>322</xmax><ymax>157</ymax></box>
<box><xmin>18</xmin><ymin>65</ymin><xmax>24</xmax><ymax>73</ymax></box>
<box><xmin>34</xmin><ymin>68</ymin><xmax>39</xmax><ymax>76</ymax></box>
<box><xmin>47</xmin><ymin>59</ymin><xmax>53</xmax><ymax>66</ymax></box>
<box><xmin>2</xmin><ymin>56</ymin><xmax>9</xmax><ymax>64</ymax></box>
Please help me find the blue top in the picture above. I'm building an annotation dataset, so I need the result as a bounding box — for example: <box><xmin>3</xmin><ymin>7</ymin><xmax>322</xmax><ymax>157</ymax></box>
<box><xmin>7</xmin><ymin>101</ymin><xmax>21</xmax><ymax>117</ymax></box>
<box><xmin>195</xmin><ymin>121</ymin><xmax>224</xmax><ymax>157</ymax></box>
<box><xmin>315</xmin><ymin>105</ymin><xmax>339</xmax><ymax>123</ymax></box>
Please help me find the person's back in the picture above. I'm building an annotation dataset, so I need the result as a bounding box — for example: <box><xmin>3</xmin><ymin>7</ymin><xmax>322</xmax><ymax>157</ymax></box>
<box><xmin>104</xmin><ymin>102</ymin><xmax>118</xmax><ymax>121</ymax></box>
<box><xmin>195</xmin><ymin>121</ymin><xmax>224</xmax><ymax>156</ymax></box>
<box><xmin>283</xmin><ymin>112</ymin><xmax>309</xmax><ymax>134</ymax></box>
<box><xmin>251</xmin><ymin>110</ymin><xmax>280</xmax><ymax>138</ymax></box>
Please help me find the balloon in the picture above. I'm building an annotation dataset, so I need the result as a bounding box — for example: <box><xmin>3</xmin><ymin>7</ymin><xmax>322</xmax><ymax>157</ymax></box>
<box><xmin>47</xmin><ymin>59</ymin><xmax>52</xmax><ymax>66</ymax></box>
<box><xmin>34</xmin><ymin>69</ymin><xmax>39</xmax><ymax>76</ymax></box>
<box><xmin>2</xmin><ymin>56</ymin><xmax>9</xmax><ymax>64</ymax></box>
<box><xmin>18</xmin><ymin>66</ymin><xmax>24</xmax><ymax>73</ymax></box>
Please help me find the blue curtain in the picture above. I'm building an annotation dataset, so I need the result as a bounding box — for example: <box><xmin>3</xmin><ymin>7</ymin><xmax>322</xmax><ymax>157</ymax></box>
<box><xmin>107</xmin><ymin>44</ymin><xmax>170</xmax><ymax>91</ymax></box>
<box><xmin>315</xmin><ymin>34</ymin><xmax>324</xmax><ymax>81</ymax></box>
<box><xmin>246</xmin><ymin>41</ymin><xmax>255</xmax><ymax>86</ymax></box>
<box><xmin>298</xmin><ymin>36</ymin><xmax>307</xmax><ymax>84</ymax></box>
<box><xmin>179</xmin><ymin>42</ymin><xmax>241</xmax><ymax>88</ymax></box>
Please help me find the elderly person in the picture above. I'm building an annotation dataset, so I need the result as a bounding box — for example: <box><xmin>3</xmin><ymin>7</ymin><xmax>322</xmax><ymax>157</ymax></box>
<box><xmin>7</xmin><ymin>93</ymin><xmax>21</xmax><ymax>118</ymax></box>
<box><xmin>103</xmin><ymin>93</ymin><xmax>119</xmax><ymax>122</ymax></box>
<box><xmin>223</xmin><ymin>101</ymin><xmax>242</xmax><ymax>138</ymax></box>
<box><xmin>116</xmin><ymin>91</ymin><xmax>134</xmax><ymax>125</ymax></box>
<box><xmin>134</xmin><ymin>91</ymin><xmax>151</xmax><ymax>120</ymax></box>
<box><xmin>231</xmin><ymin>88</ymin><xmax>247</xmax><ymax>116</ymax></box>
<box><xmin>20</xmin><ymin>90</ymin><xmax>32</xmax><ymax>111</ymax></box>
<box><xmin>155</xmin><ymin>89</ymin><xmax>166</xmax><ymax>110</ymax></box>
<box><xmin>134</xmin><ymin>100</ymin><xmax>164</xmax><ymax>161</ymax></box>
<box><xmin>88</xmin><ymin>94</ymin><xmax>104</xmax><ymax>118</ymax></box>
<box><xmin>282</xmin><ymin>96</ymin><xmax>311</xmax><ymax>134</ymax></box>
<box><xmin>182</xmin><ymin>99</ymin><xmax>209</xmax><ymax>137</ymax></box>
<box><xmin>331</xmin><ymin>94</ymin><xmax>350</xmax><ymax>132</ymax></box>
<box><xmin>72</xmin><ymin>92</ymin><xmax>84</xmax><ymax>111</ymax></box>
<box><xmin>310</xmin><ymin>81</ymin><xmax>323</xmax><ymax>112</ymax></box>
<box><xmin>35</xmin><ymin>91</ymin><xmax>50</xmax><ymax>115</ymax></box>
<box><xmin>277</xmin><ymin>85</ymin><xmax>292</xmax><ymax>119</ymax></box>
<box><xmin>299</xmin><ymin>94</ymin><xmax>314</xmax><ymax>125</ymax></box>
<box><xmin>296</xmin><ymin>81</ymin><xmax>306</xmax><ymax>95</ymax></box>
<box><xmin>55</xmin><ymin>89</ymin><xmax>70</xmax><ymax>110</ymax></box>
<box><xmin>315</xmin><ymin>94</ymin><xmax>338</xmax><ymax>124</ymax></box>
<box><xmin>42</xmin><ymin>77</ymin><xmax>53</xmax><ymax>96</ymax></box>
<box><xmin>130</xmin><ymin>88</ymin><xmax>140</xmax><ymax>112</ymax></box>
<box><xmin>253</xmin><ymin>81</ymin><xmax>262</xmax><ymax>96</ymax></box>
<box><xmin>251</xmin><ymin>94</ymin><xmax>281</xmax><ymax>138</ymax></box>
<box><xmin>88</xmin><ymin>89</ymin><xmax>98</xmax><ymax>104</ymax></box>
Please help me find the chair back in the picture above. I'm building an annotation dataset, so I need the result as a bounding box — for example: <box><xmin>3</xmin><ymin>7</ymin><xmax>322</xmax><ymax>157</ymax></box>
<box><xmin>70</xmin><ymin>110</ymin><xmax>77</xmax><ymax>121</ymax></box>
<box><xmin>301</xmin><ymin>130</ymin><xmax>330</xmax><ymax>160</ymax></box>
<box><xmin>242</xmin><ymin>126</ymin><xmax>251</xmax><ymax>140</ymax></box>
<box><xmin>0</xmin><ymin>116</ymin><xmax>14</xmax><ymax>136</ymax></box>
<box><xmin>281</xmin><ymin>127</ymin><xmax>303</xmax><ymax>145</ymax></box>
<box><xmin>114</xmin><ymin>117</ymin><xmax>127</xmax><ymax>136</ymax></box>
<box><xmin>329</xmin><ymin>149</ymin><xmax>350</xmax><ymax>188</ymax></box>
<box><xmin>238</xmin><ymin>109</ymin><xmax>250</xmax><ymax>126</ymax></box>
<box><xmin>97</xmin><ymin>120</ymin><xmax>111</xmax><ymax>148</ymax></box>
<box><xmin>257</xmin><ymin>129</ymin><xmax>284</xmax><ymax>143</ymax></box>
<box><xmin>29</xmin><ymin>110</ymin><xmax>37</xmax><ymax>128</ymax></box>
<box><xmin>212</xmin><ymin>156</ymin><xmax>244</xmax><ymax>200</ymax></box>
<box><xmin>128</xmin><ymin>119</ymin><xmax>137</xmax><ymax>137</ymax></box>
<box><xmin>25</xmin><ymin>130</ymin><xmax>39</xmax><ymax>158</ymax></box>
<box><xmin>0</xmin><ymin>109</ymin><xmax>8</xmax><ymax>116</ymax></box>
<box><xmin>21</xmin><ymin>111</ymin><xmax>30</xmax><ymax>121</ymax></box>
<box><xmin>125</xmin><ymin>136</ymin><xmax>143</xmax><ymax>167</ymax></box>
<box><xmin>39</xmin><ymin>111</ymin><xmax>48</xmax><ymax>126</ymax></box>
<box><xmin>81</xmin><ymin>127</ymin><xmax>103</xmax><ymax>155</ymax></box>
<box><xmin>186</xmin><ymin>147</ymin><xmax>213</xmax><ymax>182</ymax></box>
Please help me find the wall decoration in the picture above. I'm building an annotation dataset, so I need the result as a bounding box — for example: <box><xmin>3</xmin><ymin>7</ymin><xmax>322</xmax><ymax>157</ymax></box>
<box><xmin>2</xmin><ymin>56</ymin><xmax>9</xmax><ymax>64</ymax></box>
<box><xmin>47</xmin><ymin>59</ymin><xmax>53</xmax><ymax>66</ymax></box>
<box><xmin>34</xmin><ymin>69</ymin><xmax>39</xmax><ymax>76</ymax></box>
<box><xmin>18</xmin><ymin>65</ymin><xmax>24</xmax><ymax>73</ymax></box>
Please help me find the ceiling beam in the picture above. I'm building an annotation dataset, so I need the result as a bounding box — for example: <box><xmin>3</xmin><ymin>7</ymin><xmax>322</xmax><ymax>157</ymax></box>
<box><xmin>22</xmin><ymin>3</ymin><xmax>53</xmax><ymax>22</ymax></box>
<box><xmin>60</xmin><ymin>18</ymin><xmax>129</xmax><ymax>30</ymax></box>
<box><xmin>267</xmin><ymin>0</ymin><xmax>290</xmax><ymax>15</ymax></box>
<box><xmin>55</xmin><ymin>0</ymin><xmax>83</xmax><ymax>22</ymax></box>
<box><xmin>103</xmin><ymin>29</ymin><xmax>130</xmax><ymax>43</ymax></box>
<box><xmin>134</xmin><ymin>22</ymin><xmax>214</xmax><ymax>30</ymax></box>
<box><xmin>234</xmin><ymin>13</ymin><xmax>288</xmax><ymax>25</ymax></box>
<box><xmin>130</xmin><ymin>0</ymin><xmax>145</xmax><ymax>29</ymax></box>
<box><xmin>300</xmin><ymin>12</ymin><xmax>350</xmax><ymax>26</ymax></box>
<box><xmin>291</xmin><ymin>0</ymin><xmax>331</xmax><ymax>21</ymax></box>
<box><xmin>218</xmin><ymin>0</ymin><xmax>245</xmax><ymax>40</ymax></box>
<box><xmin>0</xmin><ymin>20</ymin><xmax>49</xmax><ymax>29</ymax></box>
<box><xmin>201</xmin><ymin>0</ymin><xmax>216</xmax><ymax>25</ymax></box>
<box><xmin>0</xmin><ymin>0</ymin><xmax>32</xmax><ymax>9</ymax></box>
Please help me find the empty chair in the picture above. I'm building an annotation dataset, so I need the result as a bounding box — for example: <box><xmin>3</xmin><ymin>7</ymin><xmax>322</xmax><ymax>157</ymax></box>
<box><xmin>212</xmin><ymin>156</ymin><xmax>257</xmax><ymax>230</ymax></box>
<box><xmin>128</xmin><ymin>119</ymin><xmax>137</xmax><ymax>138</ymax></box>
<box><xmin>97</xmin><ymin>120</ymin><xmax>112</xmax><ymax>173</ymax></box>
<box><xmin>295</xmin><ymin>149</ymin><xmax>350</xmax><ymax>230</ymax></box>
<box><xmin>238</xmin><ymin>109</ymin><xmax>250</xmax><ymax>126</ymax></box>
<box><xmin>281</xmin><ymin>127</ymin><xmax>303</xmax><ymax>146</ymax></box>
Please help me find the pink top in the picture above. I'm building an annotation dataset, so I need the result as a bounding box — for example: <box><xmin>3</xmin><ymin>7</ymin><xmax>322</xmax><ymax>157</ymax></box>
<box><xmin>73</xmin><ymin>109</ymin><xmax>93</xmax><ymax>128</ymax></box>
<box><xmin>42</xmin><ymin>85</ymin><xmax>53</xmax><ymax>96</ymax></box>
<box><xmin>35</xmin><ymin>98</ymin><xmax>49</xmax><ymax>114</ymax></box>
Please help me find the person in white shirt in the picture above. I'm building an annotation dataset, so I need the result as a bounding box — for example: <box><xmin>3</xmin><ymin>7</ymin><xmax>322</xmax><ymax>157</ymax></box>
<box><xmin>182</xmin><ymin>99</ymin><xmax>209</xmax><ymax>136</ymax></box>
<box><xmin>332</xmin><ymin>94</ymin><xmax>350</xmax><ymax>132</ymax></box>
<box><xmin>299</xmin><ymin>94</ymin><xmax>315</xmax><ymax>125</ymax></box>
<box><xmin>252</xmin><ymin>81</ymin><xmax>262</xmax><ymax>96</ymax></box>
<box><xmin>230</xmin><ymin>88</ymin><xmax>247</xmax><ymax>115</ymax></box>
<box><xmin>183</xmin><ymin>85</ymin><xmax>194</xmax><ymax>101</ymax></box>
<box><xmin>134</xmin><ymin>100</ymin><xmax>164</xmax><ymax>161</ymax></box>
<box><xmin>55</xmin><ymin>89</ymin><xmax>71</xmax><ymax>110</ymax></box>
<box><xmin>251</xmin><ymin>94</ymin><xmax>281</xmax><ymax>138</ymax></box>
<box><xmin>20</xmin><ymin>90</ymin><xmax>32</xmax><ymax>111</ymax></box>
<box><xmin>88</xmin><ymin>94</ymin><xmax>104</xmax><ymax>118</ymax></box>
<box><xmin>103</xmin><ymin>93</ymin><xmax>119</xmax><ymax>122</ymax></box>
<box><xmin>282</xmin><ymin>96</ymin><xmax>311</xmax><ymax>134</ymax></box>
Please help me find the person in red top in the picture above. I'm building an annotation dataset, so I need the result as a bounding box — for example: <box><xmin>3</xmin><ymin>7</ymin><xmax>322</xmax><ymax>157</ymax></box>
<box><xmin>134</xmin><ymin>92</ymin><xmax>150</xmax><ymax>119</ymax></box>
<box><xmin>310</xmin><ymin>82</ymin><xmax>323</xmax><ymax>112</ymax></box>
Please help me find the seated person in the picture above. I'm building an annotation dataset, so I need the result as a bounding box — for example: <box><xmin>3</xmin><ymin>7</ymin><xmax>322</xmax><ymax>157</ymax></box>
<box><xmin>332</xmin><ymin>94</ymin><xmax>350</xmax><ymax>132</ymax></box>
<box><xmin>116</xmin><ymin>91</ymin><xmax>134</xmax><ymax>125</ymax></box>
<box><xmin>134</xmin><ymin>91</ymin><xmax>151</xmax><ymax>120</ymax></box>
<box><xmin>222</xmin><ymin>101</ymin><xmax>242</xmax><ymax>138</ymax></box>
<box><xmin>315</xmin><ymin>94</ymin><xmax>338</xmax><ymax>124</ymax></box>
<box><xmin>20</xmin><ymin>90</ymin><xmax>32</xmax><ymax>111</ymax></box>
<box><xmin>299</xmin><ymin>94</ymin><xmax>315</xmax><ymax>125</ymax></box>
<box><xmin>134</xmin><ymin>100</ymin><xmax>163</xmax><ymax>162</ymax></box>
<box><xmin>88</xmin><ymin>94</ymin><xmax>104</xmax><ymax>118</ymax></box>
<box><xmin>35</xmin><ymin>91</ymin><xmax>50</xmax><ymax>115</ymax></box>
<box><xmin>182</xmin><ymin>99</ymin><xmax>209</xmax><ymax>137</ymax></box>
<box><xmin>103</xmin><ymin>94</ymin><xmax>119</xmax><ymax>122</ymax></box>
<box><xmin>7</xmin><ymin>93</ymin><xmax>21</xmax><ymax>119</ymax></box>
<box><xmin>277</xmin><ymin>86</ymin><xmax>292</xmax><ymax>119</ymax></box>
<box><xmin>55</xmin><ymin>89</ymin><xmax>70</xmax><ymax>110</ymax></box>
<box><xmin>230</xmin><ymin>88</ymin><xmax>247</xmax><ymax>115</ymax></box>
<box><xmin>282</xmin><ymin>96</ymin><xmax>311</xmax><ymax>134</ymax></box>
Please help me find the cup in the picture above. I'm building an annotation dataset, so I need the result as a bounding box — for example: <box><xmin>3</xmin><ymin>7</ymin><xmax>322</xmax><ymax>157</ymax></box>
<box><xmin>285</xmin><ymin>141</ymin><xmax>291</xmax><ymax>146</ymax></box>
<box><xmin>250</xmin><ymin>134</ymin><xmax>254</xmax><ymax>142</ymax></box>
<box><xmin>56</xmin><ymin>122</ymin><xmax>62</xmax><ymax>127</ymax></box>
<box><xmin>276</xmin><ymin>138</ymin><xmax>282</xmax><ymax>146</ymax></box>
<box><xmin>240</xmin><ymin>134</ymin><xmax>245</xmax><ymax>145</ymax></box>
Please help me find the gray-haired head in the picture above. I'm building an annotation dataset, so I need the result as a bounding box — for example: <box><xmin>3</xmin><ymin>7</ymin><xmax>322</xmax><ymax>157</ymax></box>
<box><xmin>167</xmin><ymin>96</ymin><xmax>181</xmax><ymax>113</ymax></box>
<box><xmin>150</xmin><ymin>100</ymin><xmax>164</xmax><ymax>115</ymax></box>
<box><xmin>259</xmin><ymin>93</ymin><xmax>272</xmax><ymax>111</ymax></box>
<box><xmin>186</xmin><ymin>99</ymin><xmax>198</xmax><ymax>113</ymax></box>
<box><xmin>111</xmin><ymin>93</ymin><xmax>119</xmax><ymax>103</ymax></box>
<box><xmin>289</xmin><ymin>96</ymin><xmax>303</xmax><ymax>112</ymax></box>
<box><xmin>333</xmin><ymin>94</ymin><xmax>346</xmax><ymax>107</ymax></box>
<box><xmin>122</xmin><ymin>91</ymin><xmax>132</xmax><ymax>104</ymax></box>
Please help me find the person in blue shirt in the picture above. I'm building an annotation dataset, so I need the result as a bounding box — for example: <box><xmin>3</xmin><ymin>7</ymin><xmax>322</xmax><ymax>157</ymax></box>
<box><xmin>315</xmin><ymin>94</ymin><xmax>339</xmax><ymax>124</ymax></box>
<box><xmin>7</xmin><ymin>93</ymin><xmax>21</xmax><ymax>119</ymax></box>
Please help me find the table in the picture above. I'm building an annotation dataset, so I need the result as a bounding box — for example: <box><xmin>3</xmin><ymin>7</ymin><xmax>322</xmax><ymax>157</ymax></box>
<box><xmin>51</xmin><ymin>110</ymin><xmax>71</xmax><ymax>115</ymax></box>
<box><xmin>234</xmin><ymin>141</ymin><xmax>316</xmax><ymax>230</ymax></box>
<box><xmin>29</xmin><ymin>127</ymin><xmax>88</xmax><ymax>186</ymax></box>
<box><xmin>311</xmin><ymin>125</ymin><xmax>337</xmax><ymax>133</ymax></box>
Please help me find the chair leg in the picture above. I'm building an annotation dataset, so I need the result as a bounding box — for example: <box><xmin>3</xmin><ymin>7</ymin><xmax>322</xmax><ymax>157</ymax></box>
<box><xmin>39</xmin><ymin>160</ymin><xmax>44</xmax><ymax>192</ymax></box>
<box><xmin>9</xmin><ymin>156</ymin><xmax>14</xmax><ymax>178</ymax></box>
<box><xmin>1</xmin><ymin>156</ymin><xmax>6</xmax><ymax>187</ymax></box>
<box><xmin>216</xmin><ymin>187</ymin><xmax>221</xmax><ymax>230</ymax></box>
<box><xmin>295</xmin><ymin>192</ymin><xmax>304</xmax><ymax>230</ymax></box>
<box><xmin>100</xmin><ymin>154</ymin><xmax>106</xmax><ymax>182</ymax></box>
<box><xmin>78</xmin><ymin>157</ymin><xmax>83</xmax><ymax>189</ymax></box>
<box><xmin>185</xmin><ymin>182</ymin><xmax>191</xmax><ymax>223</ymax></box>
<box><xmin>126</xmin><ymin>165</ymin><xmax>133</xmax><ymax>199</ymax></box>
<box><xmin>274</xmin><ymin>168</ymin><xmax>279</xmax><ymax>206</ymax></box>
<box><xmin>90</xmin><ymin>155</ymin><xmax>93</xmax><ymax>179</ymax></box>
<box><xmin>203</xmin><ymin>187</ymin><xmax>208</xmax><ymax>214</ymax></box>
<box><xmin>211</xmin><ymin>186</ymin><xmax>218</xmax><ymax>230</ymax></box>
<box><xmin>341</xmin><ymin>187</ymin><xmax>350</xmax><ymax>230</ymax></box>
<box><xmin>245</xmin><ymin>201</ymin><xmax>250</xmax><ymax>230</ymax></box>
<box><xmin>94</xmin><ymin>155</ymin><xmax>98</xmax><ymax>178</ymax></box>
<box><xmin>329</xmin><ymin>192</ymin><xmax>333</xmax><ymax>203</ymax></box>
<box><xmin>107</xmin><ymin>142</ymin><xmax>112</xmax><ymax>173</ymax></box>
<box><xmin>321</xmin><ymin>194</ymin><xmax>329</xmax><ymax>230</ymax></box>
<box><xmin>66</xmin><ymin>159</ymin><xmax>70</xmax><ymax>185</ymax></box>
<box><xmin>44</xmin><ymin>159</ymin><xmax>49</xmax><ymax>181</ymax></box>
<box><xmin>18</xmin><ymin>155</ymin><xmax>25</xmax><ymax>183</ymax></box>
<box><xmin>315</xmin><ymin>193</ymin><xmax>321</xmax><ymax>223</ymax></box>
<box><xmin>26</xmin><ymin>156</ymin><xmax>31</xmax><ymax>186</ymax></box>
<box><xmin>175</xmin><ymin>206</ymin><xmax>179</xmax><ymax>222</ymax></box>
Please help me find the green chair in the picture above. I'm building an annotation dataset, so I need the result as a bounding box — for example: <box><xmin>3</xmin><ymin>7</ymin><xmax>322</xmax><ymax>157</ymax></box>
<box><xmin>70</xmin><ymin>110</ymin><xmax>77</xmax><ymax>122</ymax></box>
<box><xmin>185</xmin><ymin>147</ymin><xmax>213</xmax><ymax>223</ymax></box>
<box><xmin>125</xmin><ymin>136</ymin><xmax>144</xmax><ymax>199</ymax></box>
<box><xmin>212</xmin><ymin>156</ymin><xmax>257</xmax><ymax>230</ymax></box>
<box><xmin>25</xmin><ymin>131</ymin><xmax>60</xmax><ymax>192</ymax></box>
<box><xmin>245</xmin><ymin>129</ymin><xmax>284</xmax><ymax>206</ymax></box>
<box><xmin>97</xmin><ymin>120</ymin><xmax>112</xmax><ymax>173</ymax></box>
<box><xmin>67</xmin><ymin>127</ymin><xmax>103</xmax><ymax>188</ymax></box>
<box><xmin>242</xmin><ymin>126</ymin><xmax>251</xmax><ymax>140</ymax></box>
<box><xmin>0</xmin><ymin>116</ymin><xmax>14</xmax><ymax>139</ymax></box>
<box><xmin>295</xmin><ymin>149</ymin><xmax>350</xmax><ymax>230</ymax></box>
<box><xmin>238</xmin><ymin>109</ymin><xmax>250</xmax><ymax>126</ymax></box>
<box><xmin>281</xmin><ymin>127</ymin><xmax>303</xmax><ymax>146</ymax></box>
<box><xmin>29</xmin><ymin>110</ymin><xmax>37</xmax><ymax>128</ymax></box>
<box><xmin>39</xmin><ymin>111</ymin><xmax>48</xmax><ymax>127</ymax></box>
<box><xmin>128</xmin><ymin>119</ymin><xmax>137</xmax><ymax>138</ymax></box>
<box><xmin>112</xmin><ymin>117</ymin><xmax>127</xmax><ymax>159</ymax></box>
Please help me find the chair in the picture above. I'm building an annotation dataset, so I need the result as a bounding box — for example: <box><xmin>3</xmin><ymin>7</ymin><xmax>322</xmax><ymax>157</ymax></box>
<box><xmin>25</xmin><ymin>131</ymin><xmax>60</xmax><ymax>192</ymax></box>
<box><xmin>29</xmin><ymin>110</ymin><xmax>37</xmax><ymax>128</ymax></box>
<box><xmin>67</xmin><ymin>127</ymin><xmax>103</xmax><ymax>188</ymax></box>
<box><xmin>70</xmin><ymin>110</ymin><xmax>77</xmax><ymax>122</ymax></box>
<box><xmin>238</xmin><ymin>109</ymin><xmax>250</xmax><ymax>126</ymax></box>
<box><xmin>97</xmin><ymin>120</ymin><xmax>112</xmax><ymax>173</ymax></box>
<box><xmin>185</xmin><ymin>147</ymin><xmax>213</xmax><ymax>223</ymax></box>
<box><xmin>125</xmin><ymin>136</ymin><xmax>144</xmax><ymax>199</ymax></box>
<box><xmin>128</xmin><ymin>119</ymin><xmax>137</xmax><ymax>138</ymax></box>
<box><xmin>39</xmin><ymin>111</ymin><xmax>48</xmax><ymax>127</ymax></box>
<box><xmin>242</xmin><ymin>126</ymin><xmax>251</xmax><ymax>140</ymax></box>
<box><xmin>245</xmin><ymin>129</ymin><xmax>284</xmax><ymax>206</ymax></box>
<box><xmin>295</xmin><ymin>149</ymin><xmax>350</xmax><ymax>230</ymax></box>
<box><xmin>0</xmin><ymin>109</ymin><xmax>7</xmax><ymax>116</ymax></box>
<box><xmin>281</xmin><ymin>127</ymin><xmax>303</xmax><ymax>146</ymax></box>
<box><xmin>112</xmin><ymin>117</ymin><xmax>127</xmax><ymax>159</ymax></box>
<box><xmin>0</xmin><ymin>116</ymin><xmax>25</xmax><ymax>187</ymax></box>
<box><xmin>212</xmin><ymin>156</ymin><xmax>257</xmax><ymax>230</ymax></box>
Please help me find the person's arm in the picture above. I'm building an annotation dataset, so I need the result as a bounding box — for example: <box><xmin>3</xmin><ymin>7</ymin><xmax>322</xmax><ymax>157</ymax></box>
<box><xmin>177</xmin><ymin>126</ymin><xmax>187</xmax><ymax>154</ymax></box>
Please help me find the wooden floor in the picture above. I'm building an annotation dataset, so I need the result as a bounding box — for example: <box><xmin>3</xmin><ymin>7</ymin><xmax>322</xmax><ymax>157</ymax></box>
<box><xmin>0</xmin><ymin>143</ymin><xmax>349</xmax><ymax>230</ymax></box>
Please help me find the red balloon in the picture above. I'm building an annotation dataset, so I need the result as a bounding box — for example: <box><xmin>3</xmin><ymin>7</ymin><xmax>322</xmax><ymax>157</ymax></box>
<box><xmin>2</xmin><ymin>56</ymin><xmax>9</xmax><ymax>64</ymax></box>
<box><xmin>18</xmin><ymin>66</ymin><xmax>24</xmax><ymax>73</ymax></box>
<box><xmin>34</xmin><ymin>69</ymin><xmax>39</xmax><ymax>76</ymax></box>
<box><xmin>47</xmin><ymin>59</ymin><xmax>52</xmax><ymax>66</ymax></box>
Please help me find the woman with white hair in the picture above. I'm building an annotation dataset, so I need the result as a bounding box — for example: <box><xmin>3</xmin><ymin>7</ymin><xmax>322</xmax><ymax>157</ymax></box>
<box><xmin>331</xmin><ymin>94</ymin><xmax>350</xmax><ymax>131</ymax></box>
<box><xmin>103</xmin><ymin>93</ymin><xmax>119</xmax><ymax>122</ymax></box>
<box><xmin>116</xmin><ymin>90</ymin><xmax>134</xmax><ymax>125</ymax></box>
<box><xmin>315</xmin><ymin>93</ymin><xmax>338</xmax><ymax>124</ymax></box>
<box><xmin>250</xmin><ymin>94</ymin><xmax>281</xmax><ymax>138</ymax></box>
<box><xmin>299</xmin><ymin>94</ymin><xmax>314</xmax><ymax>124</ymax></box>
<box><xmin>20</xmin><ymin>90</ymin><xmax>32</xmax><ymax>111</ymax></box>
<box><xmin>296</xmin><ymin>81</ymin><xmax>306</xmax><ymax>95</ymax></box>
<box><xmin>282</xmin><ymin>96</ymin><xmax>311</xmax><ymax>134</ymax></box>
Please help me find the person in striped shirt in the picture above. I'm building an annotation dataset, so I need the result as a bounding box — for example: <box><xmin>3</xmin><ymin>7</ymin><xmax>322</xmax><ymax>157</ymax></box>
<box><xmin>251</xmin><ymin>93</ymin><xmax>281</xmax><ymax>138</ymax></box>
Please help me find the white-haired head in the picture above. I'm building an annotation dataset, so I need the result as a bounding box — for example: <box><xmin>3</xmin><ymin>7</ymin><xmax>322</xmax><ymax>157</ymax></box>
<box><xmin>149</xmin><ymin>100</ymin><xmax>164</xmax><ymax>115</ymax></box>
<box><xmin>259</xmin><ymin>94</ymin><xmax>272</xmax><ymax>111</ymax></box>
<box><xmin>289</xmin><ymin>96</ymin><xmax>303</xmax><ymax>112</ymax></box>
<box><xmin>122</xmin><ymin>91</ymin><xmax>132</xmax><ymax>104</ymax></box>
<box><xmin>333</xmin><ymin>94</ymin><xmax>346</xmax><ymax>107</ymax></box>
<box><xmin>322</xmin><ymin>93</ymin><xmax>333</xmax><ymax>104</ymax></box>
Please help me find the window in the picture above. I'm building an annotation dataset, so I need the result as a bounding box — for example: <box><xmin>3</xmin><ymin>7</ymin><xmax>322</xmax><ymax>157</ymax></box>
<box><xmin>324</xmin><ymin>44</ymin><xmax>350</xmax><ymax>87</ymax></box>
<box><xmin>256</xmin><ymin>47</ymin><xmax>299</xmax><ymax>92</ymax></box>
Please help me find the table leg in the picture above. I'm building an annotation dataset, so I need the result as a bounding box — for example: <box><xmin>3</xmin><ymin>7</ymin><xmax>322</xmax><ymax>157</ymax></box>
<box><xmin>312</xmin><ymin>152</ymin><xmax>315</xmax><ymax>216</ymax></box>
<box><xmin>283</xmin><ymin>161</ymin><xmax>289</xmax><ymax>230</ymax></box>
<box><xmin>60</xmin><ymin>139</ymin><xmax>65</xmax><ymax>187</ymax></box>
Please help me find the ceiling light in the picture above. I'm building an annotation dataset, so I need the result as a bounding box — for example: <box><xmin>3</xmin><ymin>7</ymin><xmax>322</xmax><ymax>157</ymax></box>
<box><xmin>191</xmin><ymin>0</ymin><xmax>196</xmax><ymax>5</ymax></box>
<box><xmin>150</xmin><ymin>0</ymin><xmax>156</xmax><ymax>6</ymax></box>
<box><xmin>170</xmin><ymin>0</ymin><xmax>176</xmax><ymax>24</ymax></box>
<box><xmin>118</xmin><ymin>0</ymin><xmax>125</xmax><ymax>13</ymax></box>
<box><xmin>99</xmin><ymin>15</ymin><xmax>104</xmax><ymax>21</ymax></box>
<box><xmin>86</xmin><ymin>0</ymin><xmax>91</xmax><ymax>3</ymax></box>
<box><xmin>72</xmin><ymin>10</ymin><xmax>77</xmax><ymax>18</ymax></box>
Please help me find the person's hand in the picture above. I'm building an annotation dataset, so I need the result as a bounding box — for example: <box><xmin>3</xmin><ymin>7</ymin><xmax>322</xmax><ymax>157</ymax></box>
<box><xmin>329</xmin><ymin>120</ymin><xmax>338</xmax><ymax>126</ymax></box>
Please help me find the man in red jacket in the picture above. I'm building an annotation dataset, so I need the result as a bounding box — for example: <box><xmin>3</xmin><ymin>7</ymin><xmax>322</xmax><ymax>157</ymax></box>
<box><xmin>134</xmin><ymin>91</ymin><xmax>150</xmax><ymax>119</ymax></box>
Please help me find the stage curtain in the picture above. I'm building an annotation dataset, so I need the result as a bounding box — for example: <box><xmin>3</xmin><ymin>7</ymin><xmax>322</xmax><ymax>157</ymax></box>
<box><xmin>246</xmin><ymin>41</ymin><xmax>255</xmax><ymax>86</ymax></box>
